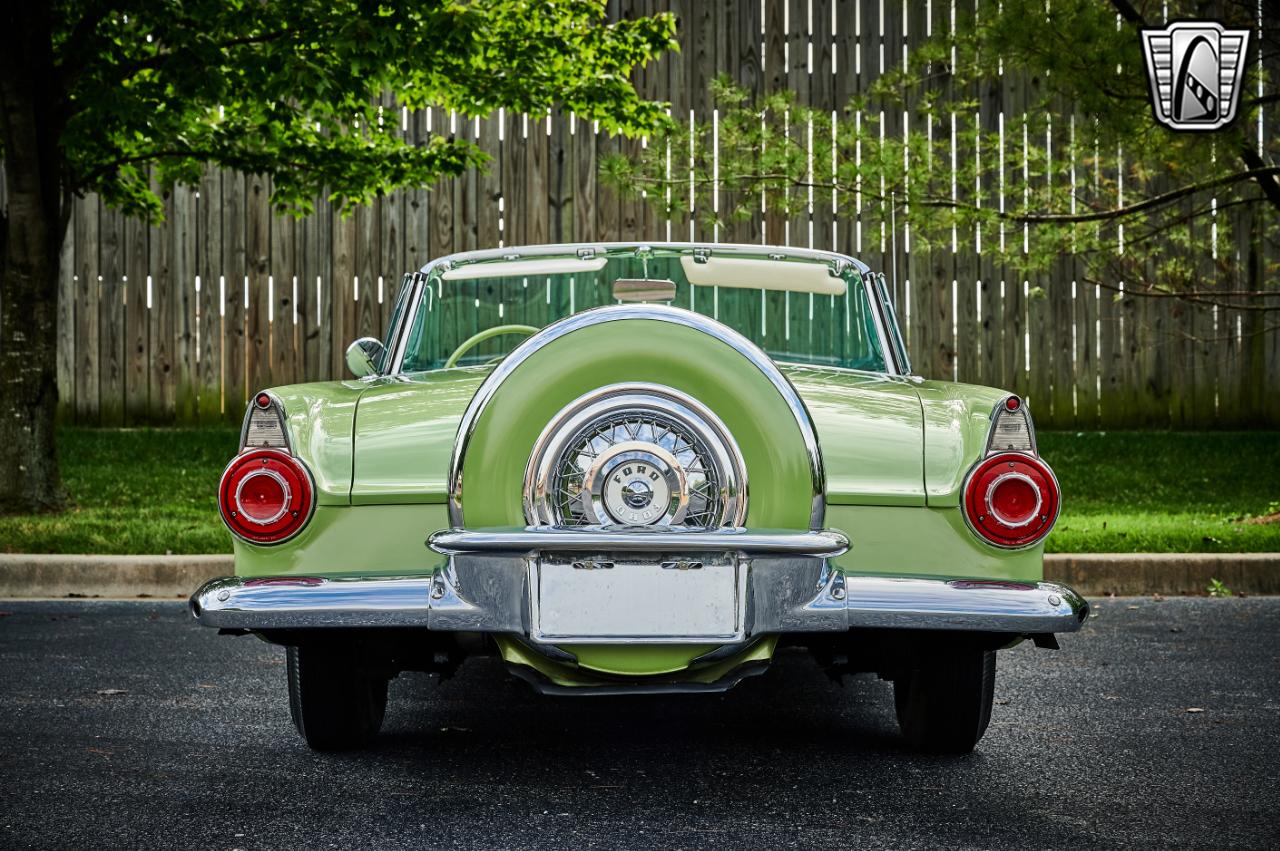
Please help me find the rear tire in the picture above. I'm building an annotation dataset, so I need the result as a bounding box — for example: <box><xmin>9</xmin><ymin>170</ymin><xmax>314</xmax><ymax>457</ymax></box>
<box><xmin>286</xmin><ymin>645</ymin><xmax>388</xmax><ymax>751</ymax></box>
<box><xmin>893</xmin><ymin>649</ymin><xmax>996</xmax><ymax>754</ymax></box>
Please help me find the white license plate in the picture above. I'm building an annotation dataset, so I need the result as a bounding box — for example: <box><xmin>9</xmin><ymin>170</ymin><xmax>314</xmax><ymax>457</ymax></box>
<box><xmin>531</xmin><ymin>558</ymin><xmax>745</xmax><ymax>643</ymax></box>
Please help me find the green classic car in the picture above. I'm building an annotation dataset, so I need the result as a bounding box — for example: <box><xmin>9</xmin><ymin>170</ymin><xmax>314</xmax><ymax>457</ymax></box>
<box><xmin>191</xmin><ymin>242</ymin><xmax>1087</xmax><ymax>754</ymax></box>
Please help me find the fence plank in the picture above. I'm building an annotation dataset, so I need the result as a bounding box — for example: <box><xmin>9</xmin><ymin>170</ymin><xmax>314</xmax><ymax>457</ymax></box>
<box><xmin>148</xmin><ymin>179</ymin><xmax>175</xmax><ymax>422</ymax></box>
<box><xmin>973</xmin><ymin>8</ymin><xmax>1000</xmax><ymax>390</ymax></box>
<box><xmin>331</xmin><ymin>206</ymin><xmax>356</xmax><ymax>376</ymax></box>
<box><xmin>355</xmin><ymin>199</ymin><xmax>379</xmax><ymax>342</ymax></box>
<box><xmin>73</xmin><ymin>195</ymin><xmax>99</xmax><ymax>424</ymax></box>
<box><xmin>246</xmin><ymin>172</ymin><xmax>271</xmax><ymax>398</ymax></box>
<box><xmin>222</xmin><ymin>171</ymin><xmax>248</xmax><ymax>416</ymax></box>
<box><xmin>270</xmin><ymin>198</ymin><xmax>297</xmax><ymax>388</ymax></box>
<box><xmin>56</xmin><ymin>217</ymin><xmax>75</xmax><ymax>422</ymax></box>
<box><xmin>171</xmin><ymin>182</ymin><xmax>197</xmax><ymax>423</ymax></box>
<box><xmin>196</xmin><ymin>169</ymin><xmax>222</xmax><ymax>422</ymax></box>
<box><xmin>98</xmin><ymin>206</ymin><xmax>125</xmax><ymax>426</ymax></box>
<box><xmin>1264</xmin><ymin>202</ymin><xmax>1280</xmax><ymax>427</ymax></box>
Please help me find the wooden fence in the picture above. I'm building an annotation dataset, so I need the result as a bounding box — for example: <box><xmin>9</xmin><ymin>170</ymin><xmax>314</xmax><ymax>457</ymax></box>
<box><xmin>40</xmin><ymin>0</ymin><xmax>1280</xmax><ymax>428</ymax></box>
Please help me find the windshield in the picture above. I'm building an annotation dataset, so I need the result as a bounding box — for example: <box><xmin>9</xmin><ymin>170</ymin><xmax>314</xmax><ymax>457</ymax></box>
<box><xmin>397</xmin><ymin>246</ymin><xmax>888</xmax><ymax>373</ymax></box>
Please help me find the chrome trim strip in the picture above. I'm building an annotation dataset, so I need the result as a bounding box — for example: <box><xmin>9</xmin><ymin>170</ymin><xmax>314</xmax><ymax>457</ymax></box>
<box><xmin>869</xmin><ymin>271</ymin><xmax>912</xmax><ymax>376</ymax></box>
<box><xmin>408</xmin><ymin>242</ymin><xmax>871</xmax><ymax>301</ymax></box>
<box><xmin>191</xmin><ymin>576</ymin><xmax>435</xmax><ymax>629</ymax></box>
<box><xmin>237</xmin><ymin>390</ymin><xmax>291</xmax><ymax>454</ymax></box>
<box><xmin>444</xmin><ymin>303</ymin><xmax>827</xmax><ymax>530</ymax></box>
<box><xmin>842</xmin><ymin>577</ymin><xmax>1088</xmax><ymax>633</ymax></box>
<box><xmin>386</xmin><ymin>271</ymin><xmax>428</xmax><ymax>376</ymax></box>
<box><xmin>862</xmin><ymin>272</ymin><xmax>903</xmax><ymax>376</ymax></box>
<box><xmin>190</xmin><ymin>570</ymin><xmax>1087</xmax><ymax>636</ymax></box>
<box><xmin>427</xmin><ymin>526</ymin><xmax>850</xmax><ymax>558</ymax></box>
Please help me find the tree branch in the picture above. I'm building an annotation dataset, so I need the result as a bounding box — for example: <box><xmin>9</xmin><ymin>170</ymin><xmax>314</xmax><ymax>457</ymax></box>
<box><xmin>1237</xmin><ymin>145</ymin><xmax>1280</xmax><ymax>211</ymax></box>
<box><xmin>1244</xmin><ymin>92</ymin><xmax>1280</xmax><ymax>109</ymax></box>
<box><xmin>622</xmin><ymin>166</ymin><xmax>1280</xmax><ymax>225</ymax></box>
<box><xmin>1107</xmin><ymin>0</ymin><xmax>1147</xmax><ymax>26</ymax></box>
<box><xmin>1084</xmin><ymin>277</ymin><xmax>1280</xmax><ymax>312</ymax></box>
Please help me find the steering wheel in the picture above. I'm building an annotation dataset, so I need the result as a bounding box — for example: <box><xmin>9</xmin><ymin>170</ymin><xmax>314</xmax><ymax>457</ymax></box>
<box><xmin>443</xmin><ymin>324</ymin><xmax>539</xmax><ymax>369</ymax></box>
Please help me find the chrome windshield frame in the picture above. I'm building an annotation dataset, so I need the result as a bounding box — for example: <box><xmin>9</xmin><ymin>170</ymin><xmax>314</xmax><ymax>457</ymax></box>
<box><xmin>384</xmin><ymin>242</ymin><xmax>906</xmax><ymax>378</ymax></box>
<box><xmin>382</xmin><ymin>271</ymin><xmax>428</xmax><ymax>377</ymax></box>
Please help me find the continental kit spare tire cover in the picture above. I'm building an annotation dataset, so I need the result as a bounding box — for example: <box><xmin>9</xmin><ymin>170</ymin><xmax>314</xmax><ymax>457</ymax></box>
<box><xmin>450</xmin><ymin>304</ymin><xmax>824</xmax><ymax>675</ymax></box>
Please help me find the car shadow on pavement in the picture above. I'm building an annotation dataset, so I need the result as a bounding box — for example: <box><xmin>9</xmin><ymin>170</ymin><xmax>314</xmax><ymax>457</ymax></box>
<box><xmin>373</xmin><ymin>648</ymin><xmax>934</xmax><ymax>759</ymax></box>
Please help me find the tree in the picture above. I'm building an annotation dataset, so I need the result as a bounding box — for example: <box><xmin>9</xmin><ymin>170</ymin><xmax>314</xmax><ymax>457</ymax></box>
<box><xmin>0</xmin><ymin>0</ymin><xmax>675</xmax><ymax>513</ymax></box>
<box><xmin>605</xmin><ymin>0</ymin><xmax>1277</xmax><ymax>313</ymax></box>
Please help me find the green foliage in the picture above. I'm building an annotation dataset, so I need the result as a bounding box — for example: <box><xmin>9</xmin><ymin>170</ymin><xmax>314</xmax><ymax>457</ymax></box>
<box><xmin>50</xmin><ymin>0</ymin><xmax>676</xmax><ymax>218</ymax></box>
<box><xmin>1206</xmin><ymin>578</ymin><xmax>1234</xmax><ymax>597</ymax></box>
<box><xmin>603</xmin><ymin>0</ymin><xmax>1275</xmax><ymax>307</ymax></box>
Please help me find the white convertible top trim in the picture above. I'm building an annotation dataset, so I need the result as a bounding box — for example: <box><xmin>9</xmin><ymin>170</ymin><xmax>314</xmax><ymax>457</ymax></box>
<box><xmin>678</xmin><ymin>255</ymin><xmax>846</xmax><ymax>295</ymax></box>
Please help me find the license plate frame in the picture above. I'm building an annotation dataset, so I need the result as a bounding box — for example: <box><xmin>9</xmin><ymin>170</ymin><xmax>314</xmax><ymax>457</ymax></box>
<box><xmin>529</xmin><ymin>554</ymin><xmax>746</xmax><ymax>643</ymax></box>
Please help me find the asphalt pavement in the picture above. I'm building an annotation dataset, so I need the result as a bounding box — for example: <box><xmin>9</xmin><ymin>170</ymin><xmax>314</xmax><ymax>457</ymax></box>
<box><xmin>0</xmin><ymin>597</ymin><xmax>1277</xmax><ymax>850</ymax></box>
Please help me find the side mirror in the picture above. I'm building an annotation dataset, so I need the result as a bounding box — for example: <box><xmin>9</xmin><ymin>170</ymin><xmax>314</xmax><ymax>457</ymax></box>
<box><xmin>345</xmin><ymin>337</ymin><xmax>386</xmax><ymax>378</ymax></box>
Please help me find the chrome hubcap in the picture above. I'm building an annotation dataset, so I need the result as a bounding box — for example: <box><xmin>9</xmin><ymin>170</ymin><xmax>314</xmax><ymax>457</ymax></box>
<box><xmin>524</xmin><ymin>384</ymin><xmax>747</xmax><ymax>528</ymax></box>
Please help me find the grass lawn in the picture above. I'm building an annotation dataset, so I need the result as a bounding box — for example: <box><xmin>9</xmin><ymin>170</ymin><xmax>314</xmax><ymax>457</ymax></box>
<box><xmin>1037</xmin><ymin>431</ymin><xmax>1280</xmax><ymax>553</ymax></box>
<box><xmin>0</xmin><ymin>428</ymin><xmax>1276</xmax><ymax>555</ymax></box>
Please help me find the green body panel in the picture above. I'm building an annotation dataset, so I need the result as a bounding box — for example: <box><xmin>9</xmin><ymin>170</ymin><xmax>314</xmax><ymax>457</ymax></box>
<box><xmin>780</xmin><ymin>365</ymin><xmax>926</xmax><ymax>507</ymax></box>
<box><xmin>268</xmin><ymin>381</ymin><xmax>366</xmax><ymax>505</ymax></box>
<box><xmin>912</xmin><ymin>379</ymin><xmax>1008</xmax><ymax>503</ymax></box>
<box><xmin>495</xmin><ymin>634</ymin><xmax>779</xmax><ymax>687</ymax></box>
<box><xmin>349</xmin><ymin>369</ymin><xmax>488</xmax><ymax>505</ymax></box>
<box><xmin>235</xmin><ymin>340</ymin><xmax>1040</xmax><ymax>682</ymax></box>
<box><xmin>826</xmin><ymin>505</ymin><xmax>1042</xmax><ymax>582</ymax></box>
<box><xmin>456</xmin><ymin>318</ymin><xmax>817</xmax><ymax>672</ymax></box>
<box><xmin>234</xmin><ymin>504</ymin><xmax>448</xmax><ymax>577</ymax></box>
<box><xmin>458</xmin><ymin>319</ymin><xmax>815</xmax><ymax>531</ymax></box>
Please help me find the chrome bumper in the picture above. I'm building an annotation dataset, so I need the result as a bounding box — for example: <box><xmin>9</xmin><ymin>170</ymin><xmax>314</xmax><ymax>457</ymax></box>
<box><xmin>190</xmin><ymin>527</ymin><xmax>1088</xmax><ymax>636</ymax></box>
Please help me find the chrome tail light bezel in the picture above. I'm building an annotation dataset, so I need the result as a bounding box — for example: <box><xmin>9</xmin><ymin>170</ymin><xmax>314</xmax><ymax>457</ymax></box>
<box><xmin>218</xmin><ymin>447</ymin><xmax>317</xmax><ymax>545</ymax></box>
<box><xmin>961</xmin><ymin>396</ymin><xmax>1061</xmax><ymax>550</ymax></box>
<box><xmin>221</xmin><ymin>392</ymin><xmax>316</xmax><ymax>546</ymax></box>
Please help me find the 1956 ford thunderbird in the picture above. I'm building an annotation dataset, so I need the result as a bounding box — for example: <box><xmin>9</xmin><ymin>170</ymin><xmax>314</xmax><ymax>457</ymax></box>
<box><xmin>191</xmin><ymin>242</ymin><xmax>1088</xmax><ymax>754</ymax></box>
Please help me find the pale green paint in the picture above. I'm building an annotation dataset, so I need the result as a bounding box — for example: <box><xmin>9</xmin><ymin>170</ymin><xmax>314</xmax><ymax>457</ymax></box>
<box><xmin>231</xmin><ymin>502</ymin><xmax>1039</xmax><ymax>585</ymax></box>
<box><xmin>459</xmin><ymin>319</ymin><xmax>817</xmax><ymax>532</ymax></box>
<box><xmin>913</xmin><ymin>379</ymin><xmax>1008</xmax><ymax>504</ymax></box>
<box><xmin>265</xmin><ymin>380</ymin><xmax>366</xmax><ymax>505</ymax></box>
<box><xmin>495</xmin><ymin>634</ymin><xmax>780</xmax><ymax>686</ymax></box>
<box><xmin>825</xmin><ymin>504</ymin><xmax>1042</xmax><ymax>582</ymax></box>
<box><xmin>234</xmin><ymin>503</ymin><xmax>448</xmax><ymax>577</ymax></box>
<box><xmin>286</xmin><ymin>358</ymin><xmax>1014</xmax><ymax>513</ymax></box>
<box><xmin>349</xmin><ymin>368</ymin><xmax>488</xmax><ymax>505</ymax></box>
<box><xmin>780</xmin><ymin>365</ymin><xmax>926</xmax><ymax>506</ymax></box>
<box><xmin>456</xmin><ymin>318</ymin><xmax>820</xmax><ymax>672</ymax></box>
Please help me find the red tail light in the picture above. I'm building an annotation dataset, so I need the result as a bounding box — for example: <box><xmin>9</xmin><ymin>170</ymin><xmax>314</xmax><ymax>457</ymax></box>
<box><xmin>218</xmin><ymin>449</ymin><xmax>315</xmax><ymax>545</ymax></box>
<box><xmin>963</xmin><ymin>452</ymin><xmax>1060</xmax><ymax>549</ymax></box>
